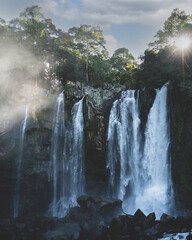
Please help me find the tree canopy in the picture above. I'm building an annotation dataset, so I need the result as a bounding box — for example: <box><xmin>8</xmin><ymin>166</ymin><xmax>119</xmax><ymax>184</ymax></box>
<box><xmin>1</xmin><ymin>6</ymin><xmax>192</xmax><ymax>94</ymax></box>
<box><xmin>137</xmin><ymin>8</ymin><xmax>192</xmax><ymax>93</ymax></box>
<box><xmin>0</xmin><ymin>6</ymin><xmax>137</xmax><ymax>88</ymax></box>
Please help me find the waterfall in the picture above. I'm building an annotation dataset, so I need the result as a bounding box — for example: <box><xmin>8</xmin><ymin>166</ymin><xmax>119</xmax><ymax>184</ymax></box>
<box><xmin>13</xmin><ymin>104</ymin><xmax>30</xmax><ymax>218</ymax></box>
<box><xmin>107</xmin><ymin>90</ymin><xmax>141</xmax><ymax>205</ymax></box>
<box><xmin>49</xmin><ymin>92</ymin><xmax>65</xmax><ymax>217</ymax></box>
<box><xmin>67</xmin><ymin>97</ymin><xmax>85</xmax><ymax>206</ymax></box>
<box><xmin>107</xmin><ymin>84</ymin><xmax>174</xmax><ymax>218</ymax></box>
<box><xmin>136</xmin><ymin>84</ymin><xmax>174</xmax><ymax>218</ymax></box>
<box><xmin>49</xmin><ymin>93</ymin><xmax>85</xmax><ymax>217</ymax></box>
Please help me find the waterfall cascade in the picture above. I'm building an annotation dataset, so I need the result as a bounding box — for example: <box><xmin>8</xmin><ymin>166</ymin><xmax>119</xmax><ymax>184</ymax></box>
<box><xmin>136</xmin><ymin>84</ymin><xmax>174</xmax><ymax>218</ymax></box>
<box><xmin>49</xmin><ymin>92</ymin><xmax>65</xmax><ymax>217</ymax></box>
<box><xmin>107</xmin><ymin>84</ymin><xmax>174</xmax><ymax>218</ymax></box>
<box><xmin>13</xmin><ymin>104</ymin><xmax>30</xmax><ymax>218</ymax></box>
<box><xmin>107</xmin><ymin>90</ymin><xmax>140</xmax><ymax>200</ymax></box>
<box><xmin>49</xmin><ymin>93</ymin><xmax>85</xmax><ymax>217</ymax></box>
<box><xmin>64</xmin><ymin>97</ymin><xmax>85</xmax><ymax>207</ymax></box>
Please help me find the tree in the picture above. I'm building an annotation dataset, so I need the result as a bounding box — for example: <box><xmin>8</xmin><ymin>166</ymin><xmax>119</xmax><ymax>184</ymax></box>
<box><xmin>111</xmin><ymin>48</ymin><xmax>135</xmax><ymax>71</ymax></box>
<box><xmin>9</xmin><ymin>6</ymin><xmax>59</xmax><ymax>54</ymax></box>
<box><xmin>89</xmin><ymin>55</ymin><xmax>112</xmax><ymax>83</ymax></box>
<box><xmin>142</xmin><ymin>8</ymin><xmax>192</xmax><ymax>93</ymax></box>
<box><xmin>9</xmin><ymin>6</ymin><xmax>45</xmax><ymax>42</ymax></box>
<box><xmin>110</xmin><ymin>48</ymin><xmax>137</xmax><ymax>86</ymax></box>
<box><xmin>150</xmin><ymin>8</ymin><xmax>191</xmax><ymax>49</ymax></box>
<box><xmin>68</xmin><ymin>25</ymin><xmax>108</xmax><ymax>82</ymax></box>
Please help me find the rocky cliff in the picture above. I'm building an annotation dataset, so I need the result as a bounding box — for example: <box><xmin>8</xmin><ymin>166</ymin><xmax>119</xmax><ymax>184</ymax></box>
<box><xmin>168</xmin><ymin>84</ymin><xmax>192</xmax><ymax>214</ymax></box>
<box><xmin>0</xmin><ymin>82</ymin><xmax>125</xmax><ymax>218</ymax></box>
<box><xmin>0</xmin><ymin>82</ymin><xmax>191</xmax><ymax>219</ymax></box>
<box><xmin>64</xmin><ymin>82</ymin><xmax>126</xmax><ymax>195</ymax></box>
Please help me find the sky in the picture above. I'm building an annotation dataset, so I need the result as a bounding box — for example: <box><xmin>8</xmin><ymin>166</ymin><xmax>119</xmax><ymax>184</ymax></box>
<box><xmin>0</xmin><ymin>0</ymin><xmax>192</xmax><ymax>59</ymax></box>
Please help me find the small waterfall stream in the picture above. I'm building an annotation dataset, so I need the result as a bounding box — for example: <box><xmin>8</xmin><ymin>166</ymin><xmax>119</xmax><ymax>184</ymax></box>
<box><xmin>49</xmin><ymin>93</ymin><xmax>85</xmax><ymax>217</ymax></box>
<box><xmin>107</xmin><ymin>84</ymin><xmax>174</xmax><ymax>218</ymax></box>
<box><xmin>13</xmin><ymin>104</ymin><xmax>30</xmax><ymax>218</ymax></box>
<box><xmin>66</xmin><ymin>97</ymin><xmax>85</xmax><ymax>208</ymax></box>
<box><xmin>49</xmin><ymin>92</ymin><xmax>65</xmax><ymax>217</ymax></box>
<box><xmin>107</xmin><ymin>90</ymin><xmax>141</xmax><ymax>211</ymax></box>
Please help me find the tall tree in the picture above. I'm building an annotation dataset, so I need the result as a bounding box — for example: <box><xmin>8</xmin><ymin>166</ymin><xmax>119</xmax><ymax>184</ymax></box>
<box><xmin>110</xmin><ymin>48</ymin><xmax>137</xmax><ymax>85</ymax></box>
<box><xmin>150</xmin><ymin>8</ymin><xmax>191</xmax><ymax>49</ymax></box>
<box><xmin>68</xmin><ymin>25</ymin><xmax>108</xmax><ymax>82</ymax></box>
<box><xmin>111</xmin><ymin>48</ymin><xmax>135</xmax><ymax>71</ymax></box>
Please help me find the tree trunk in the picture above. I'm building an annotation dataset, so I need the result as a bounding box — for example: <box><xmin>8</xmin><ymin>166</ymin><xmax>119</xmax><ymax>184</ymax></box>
<box><xmin>86</xmin><ymin>42</ymin><xmax>89</xmax><ymax>83</ymax></box>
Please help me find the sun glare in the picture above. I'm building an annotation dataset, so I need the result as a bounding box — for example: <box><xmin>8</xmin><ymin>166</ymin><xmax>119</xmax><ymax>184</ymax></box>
<box><xmin>174</xmin><ymin>36</ymin><xmax>191</xmax><ymax>50</ymax></box>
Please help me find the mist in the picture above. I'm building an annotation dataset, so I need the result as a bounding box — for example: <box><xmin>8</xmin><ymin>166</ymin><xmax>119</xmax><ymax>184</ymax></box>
<box><xmin>0</xmin><ymin>40</ymin><xmax>54</xmax><ymax>135</ymax></box>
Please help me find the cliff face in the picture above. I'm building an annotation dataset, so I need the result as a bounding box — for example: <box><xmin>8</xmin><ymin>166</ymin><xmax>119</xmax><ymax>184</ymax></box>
<box><xmin>0</xmin><ymin>91</ymin><xmax>56</xmax><ymax>218</ymax></box>
<box><xmin>0</xmin><ymin>82</ymin><xmax>125</xmax><ymax>218</ymax></box>
<box><xmin>168</xmin><ymin>85</ymin><xmax>192</xmax><ymax>213</ymax></box>
<box><xmin>64</xmin><ymin>82</ymin><xmax>126</xmax><ymax>195</ymax></box>
<box><xmin>0</xmin><ymin>82</ymin><xmax>191</xmax><ymax>219</ymax></box>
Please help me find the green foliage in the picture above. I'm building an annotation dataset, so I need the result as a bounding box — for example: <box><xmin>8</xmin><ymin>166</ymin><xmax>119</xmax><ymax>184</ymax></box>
<box><xmin>68</xmin><ymin>25</ymin><xmax>107</xmax><ymax>57</ymax></box>
<box><xmin>109</xmin><ymin>48</ymin><xmax>138</xmax><ymax>87</ymax></box>
<box><xmin>0</xmin><ymin>5</ymin><xmax>138</xmax><ymax>88</ymax></box>
<box><xmin>137</xmin><ymin>8</ymin><xmax>192</xmax><ymax>91</ymax></box>
<box><xmin>150</xmin><ymin>8</ymin><xmax>191</xmax><ymax>49</ymax></box>
<box><xmin>89</xmin><ymin>55</ymin><xmax>112</xmax><ymax>82</ymax></box>
<box><xmin>3</xmin><ymin>5</ymin><xmax>192</xmax><ymax>91</ymax></box>
<box><xmin>68</xmin><ymin>25</ymin><xmax>108</xmax><ymax>83</ymax></box>
<box><xmin>138</xmin><ymin>48</ymin><xmax>181</xmax><ymax>87</ymax></box>
<box><xmin>111</xmin><ymin>48</ymin><xmax>134</xmax><ymax>71</ymax></box>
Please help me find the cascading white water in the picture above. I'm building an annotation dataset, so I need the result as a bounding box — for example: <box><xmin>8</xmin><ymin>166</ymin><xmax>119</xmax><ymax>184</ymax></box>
<box><xmin>13</xmin><ymin>104</ymin><xmax>30</xmax><ymax>218</ymax></box>
<box><xmin>135</xmin><ymin>84</ymin><xmax>174</xmax><ymax>218</ymax></box>
<box><xmin>107</xmin><ymin>90</ymin><xmax>141</xmax><ymax>207</ymax></box>
<box><xmin>49</xmin><ymin>94</ymin><xmax>85</xmax><ymax>217</ymax></box>
<box><xmin>62</xmin><ymin>98</ymin><xmax>85</xmax><ymax>213</ymax></box>
<box><xmin>49</xmin><ymin>92</ymin><xmax>65</xmax><ymax>217</ymax></box>
<box><xmin>107</xmin><ymin>84</ymin><xmax>174</xmax><ymax>218</ymax></box>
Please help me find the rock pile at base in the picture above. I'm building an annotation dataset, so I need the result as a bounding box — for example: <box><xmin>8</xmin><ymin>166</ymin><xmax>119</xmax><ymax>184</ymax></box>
<box><xmin>0</xmin><ymin>196</ymin><xmax>192</xmax><ymax>240</ymax></box>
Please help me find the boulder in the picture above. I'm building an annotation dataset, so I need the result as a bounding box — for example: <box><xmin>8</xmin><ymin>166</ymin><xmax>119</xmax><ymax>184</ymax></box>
<box><xmin>160</xmin><ymin>213</ymin><xmax>175</xmax><ymax>222</ymax></box>
<box><xmin>77</xmin><ymin>195</ymin><xmax>122</xmax><ymax>219</ymax></box>
<box><xmin>145</xmin><ymin>212</ymin><xmax>156</xmax><ymax>229</ymax></box>
<box><xmin>68</xmin><ymin>196</ymin><xmax>122</xmax><ymax>227</ymax></box>
<box><xmin>110</xmin><ymin>215</ymin><xmax>134</xmax><ymax>235</ymax></box>
<box><xmin>43</xmin><ymin>223</ymin><xmax>81</xmax><ymax>240</ymax></box>
<box><xmin>187</xmin><ymin>233</ymin><xmax>192</xmax><ymax>240</ymax></box>
<box><xmin>95</xmin><ymin>198</ymin><xmax>122</xmax><ymax>219</ymax></box>
<box><xmin>144</xmin><ymin>223</ymin><xmax>161</xmax><ymax>238</ymax></box>
<box><xmin>77</xmin><ymin>195</ymin><xmax>95</xmax><ymax>209</ymax></box>
<box><xmin>67</xmin><ymin>206</ymin><xmax>86</xmax><ymax>222</ymax></box>
<box><xmin>133</xmin><ymin>209</ymin><xmax>146</xmax><ymax>228</ymax></box>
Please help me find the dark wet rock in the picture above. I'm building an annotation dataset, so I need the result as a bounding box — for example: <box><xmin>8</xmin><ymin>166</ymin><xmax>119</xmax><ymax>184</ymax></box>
<box><xmin>77</xmin><ymin>195</ymin><xmax>95</xmax><ymax>209</ymax></box>
<box><xmin>187</xmin><ymin>233</ymin><xmax>192</xmax><ymax>240</ymax></box>
<box><xmin>68</xmin><ymin>195</ymin><xmax>123</xmax><ymax>226</ymax></box>
<box><xmin>144</xmin><ymin>212</ymin><xmax>156</xmax><ymax>229</ymax></box>
<box><xmin>43</xmin><ymin>222</ymin><xmax>81</xmax><ymax>240</ymax></box>
<box><xmin>96</xmin><ymin>197</ymin><xmax>122</xmax><ymax>219</ymax></box>
<box><xmin>1</xmin><ymin>209</ymin><xmax>192</xmax><ymax>240</ymax></box>
<box><xmin>178</xmin><ymin>234</ymin><xmax>184</xmax><ymax>239</ymax></box>
<box><xmin>77</xmin><ymin>195</ymin><xmax>123</xmax><ymax>217</ymax></box>
<box><xmin>67</xmin><ymin>206</ymin><xmax>85</xmax><ymax>222</ymax></box>
<box><xmin>144</xmin><ymin>223</ymin><xmax>161</xmax><ymax>238</ymax></box>
<box><xmin>110</xmin><ymin>215</ymin><xmax>134</xmax><ymax>235</ymax></box>
<box><xmin>133</xmin><ymin>209</ymin><xmax>147</xmax><ymax>228</ymax></box>
<box><xmin>160</xmin><ymin>213</ymin><xmax>175</xmax><ymax>222</ymax></box>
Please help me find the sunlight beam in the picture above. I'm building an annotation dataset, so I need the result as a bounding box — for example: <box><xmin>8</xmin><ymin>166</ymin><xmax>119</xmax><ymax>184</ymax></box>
<box><xmin>174</xmin><ymin>36</ymin><xmax>191</xmax><ymax>50</ymax></box>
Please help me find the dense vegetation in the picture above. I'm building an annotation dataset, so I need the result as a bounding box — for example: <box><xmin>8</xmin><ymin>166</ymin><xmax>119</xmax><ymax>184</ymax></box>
<box><xmin>139</xmin><ymin>9</ymin><xmax>192</xmax><ymax>93</ymax></box>
<box><xmin>0</xmin><ymin>6</ymin><xmax>192</xmax><ymax>92</ymax></box>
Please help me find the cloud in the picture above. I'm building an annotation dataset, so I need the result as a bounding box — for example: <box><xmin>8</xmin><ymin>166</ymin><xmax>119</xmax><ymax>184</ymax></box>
<box><xmin>104</xmin><ymin>34</ymin><xmax>119</xmax><ymax>56</ymax></box>
<box><xmin>0</xmin><ymin>0</ymin><xmax>38</xmax><ymax>20</ymax></box>
<box><xmin>39</xmin><ymin>0</ymin><xmax>192</xmax><ymax>28</ymax></box>
<box><xmin>40</xmin><ymin>0</ymin><xmax>58</xmax><ymax>15</ymax></box>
